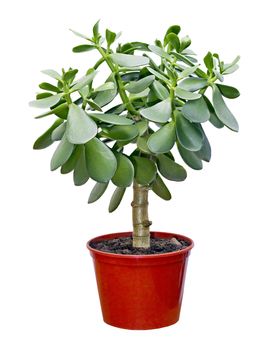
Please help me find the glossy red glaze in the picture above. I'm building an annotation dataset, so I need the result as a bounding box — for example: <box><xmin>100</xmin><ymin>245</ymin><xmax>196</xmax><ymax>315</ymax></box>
<box><xmin>87</xmin><ymin>231</ymin><xmax>194</xmax><ymax>330</ymax></box>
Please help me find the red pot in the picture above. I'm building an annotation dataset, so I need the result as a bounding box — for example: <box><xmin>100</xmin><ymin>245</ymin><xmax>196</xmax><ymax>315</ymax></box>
<box><xmin>87</xmin><ymin>231</ymin><xmax>194</xmax><ymax>330</ymax></box>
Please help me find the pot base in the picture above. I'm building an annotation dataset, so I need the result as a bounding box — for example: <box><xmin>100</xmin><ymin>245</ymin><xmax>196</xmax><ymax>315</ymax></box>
<box><xmin>87</xmin><ymin>232</ymin><xmax>194</xmax><ymax>330</ymax></box>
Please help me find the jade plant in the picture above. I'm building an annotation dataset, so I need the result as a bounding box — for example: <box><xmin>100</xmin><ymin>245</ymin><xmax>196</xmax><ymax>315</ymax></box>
<box><xmin>30</xmin><ymin>22</ymin><xmax>240</xmax><ymax>248</ymax></box>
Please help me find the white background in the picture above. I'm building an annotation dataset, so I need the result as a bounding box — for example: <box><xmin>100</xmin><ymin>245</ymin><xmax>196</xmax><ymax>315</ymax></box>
<box><xmin>1</xmin><ymin>0</ymin><xmax>262</xmax><ymax>349</ymax></box>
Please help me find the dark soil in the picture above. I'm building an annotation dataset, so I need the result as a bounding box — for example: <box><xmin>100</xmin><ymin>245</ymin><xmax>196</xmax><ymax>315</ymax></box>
<box><xmin>90</xmin><ymin>236</ymin><xmax>190</xmax><ymax>255</ymax></box>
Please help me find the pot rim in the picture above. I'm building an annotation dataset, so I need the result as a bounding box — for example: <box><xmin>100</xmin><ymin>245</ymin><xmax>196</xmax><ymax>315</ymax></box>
<box><xmin>87</xmin><ymin>231</ymin><xmax>194</xmax><ymax>259</ymax></box>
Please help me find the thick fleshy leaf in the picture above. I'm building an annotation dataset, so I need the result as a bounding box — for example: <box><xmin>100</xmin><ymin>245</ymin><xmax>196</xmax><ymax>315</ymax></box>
<box><xmin>106</xmin><ymin>29</ymin><xmax>116</xmax><ymax>47</ymax></box>
<box><xmin>177</xmin><ymin>143</ymin><xmax>203</xmax><ymax>170</ymax></box>
<box><xmin>223</xmin><ymin>64</ymin><xmax>239</xmax><ymax>75</ymax></box>
<box><xmin>33</xmin><ymin>119</ymin><xmax>63</xmax><ymax>149</ymax></box>
<box><xmin>94</xmin><ymin>82</ymin><xmax>115</xmax><ymax>92</ymax></box>
<box><xmin>172</xmin><ymin>53</ymin><xmax>207</xmax><ymax>79</ymax></box>
<box><xmin>94</xmin><ymin>74</ymin><xmax>117</xmax><ymax>107</ymax></box>
<box><xmin>137</xmin><ymin>135</ymin><xmax>152</xmax><ymax>154</ymax></box>
<box><xmin>132</xmin><ymin>156</ymin><xmax>156</xmax><ymax>185</ymax></box>
<box><xmin>175</xmin><ymin>87</ymin><xmax>201</xmax><ymax>100</ymax></box>
<box><xmin>147</xmin><ymin>67</ymin><xmax>170</xmax><ymax>84</ymax></box>
<box><xmin>178</xmin><ymin>65</ymin><xmax>199</xmax><ymax>79</ymax></box>
<box><xmin>216</xmin><ymin>84</ymin><xmax>240</xmax><ymax>99</ymax></box>
<box><xmin>35</xmin><ymin>102</ymin><xmax>68</xmax><ymax>120</ymax></box>
<box><xmin>165</xmin><ymin>33</ymin><xmax>180</xmax><ymax>52</ymax></box>
<box><xmin>152</xmin><ymin>174</ymin><xmax>171</xmax><ymax>200</ymax></box>
<box><xmin>182</xmin><ymin>97</ymin><xmax>210</xmax><ymax>123</ymax></box>
<box><xmin>61</xmin><ymin>146</ymin><xmax>82</xmax><ymax>174</ymax></box>
<box><xmin>203</xmin><ymin>96</ymin><xmax>224</xmax><ymax>129</ymax></box>
<box><xmin>50</xmin><ymin>134</ymin><xmax>74</xmax><ymax>171</ymax></box>
<box><xmin>195</xmin><ymin>128</ymin><xmax>211</xmax><ymax>162</ymax></box>
<box><xmin>69</xmin><ymin>28</ymin><xmax>89</xmax><ymax>40</ymax></box>
<box><xmin>148</xmin><ymin>45</ymin><xmax>171</xmax><ymax>61</ymax></box>
<box><xmin>29</xmin><ymin>94</ymin><xmax>62</xmax><ymax>108</ymax></box>
<box><xmin>88</xmin><ymin>182</ymin><xmax>109</xmax><ymax>204</ymax></box>
<box><xmin>121</xmin><ymin>71</ymin><xmax>140</xmax><ymax>82</ymax></box>
<box><xmin>136</xmin><ymin>120</ymin><xmax>148</xmax><ymax>136</ymax></box>
<box><xmin>147</xmin><ymin>122</ymin><xmax>176</xmax><ymax>153</ymax></box>
<box><xmin>70</xmin><ymin>70</ymin><xmax>97</xmax><ymax>92</ymax></box>
<box><xmin>88</xmin><ymin>112</ymin><xmax>133</xmax><ymax>125</ymax></box>
<box><xmin>92</xmin><ymin>20</ymin><xmax>100</xmax><ymax>40</ymax></box>
<box><xmin>41</xmin><ymin>69</ymin><xmax>62</xmax><ymax>81</ymax></box>
<box><xmin>180</xmin><ymin>36</ymin><xmax>191</xmax><ymax>52</ymax></box>
<box><xmin>110</xmin><ymin>53</ymin><xmax>149</xmax><ymax>67</ymax></box>
<box><xmin>103</xmin><ymin>124</ymin><xmax>138</xmax><ymax>141</ymax></box>
<box><xmin>176</xmin><ymin>113</ymin><xmax>204</xmax><ymax>151</ymax></box>
<box><xmin>66</xmin><ymin>104</ymin><xmax>97</xmax><ymax>144</ymax></box>
<box><xmin>39</xmin><ymin>82</ymin><xmax>60</xmax><ymax>93</ymax></box>
<box><xmin>157</xmin><ymin>154</ymin><xmax>187</xmax><ymax>181</ymax></box>
<box><xmin>151</xmin><ymin>80</ymin><xmax>169</xmax><ymax>100</ymax></box>
<box><xmin>165</xmin><ymin>25</ymin><xmax>181</xmax><ymax>36</ymax></box>
<box><xmin>125</xmin><ymin>75</ymin><xmax>155</xmax><ymax>93</ymax></box>
<box><xmin>178</xmin><ymin>77</ymin><xmax>207</xmax><ymax>92</ymax></box>
<box><xmin>85</xmin><ymin>138</ymin><xmax>117</xmax><ymax>182</ymax></box>
<box><xmin>51</xmin><ymin>122</ymin><xmax>66</xmax><ymax>141</ymax></box>
<box><xmin>108</xmin><ymin>187</ymin><xmax>126</xmax><ymax>213</ymax></box>
<box><xmin>212</xmin><ymin>85</ymin><xmax>239</xmax><ymax>131</ymax></box>
<box><xmin>72</xmin><ymin>45</ymin><xmax>95</xmax><ymax>53</ymax></box>
<box><xmin>204</xmin><ymin>52</ymin><xmax>214</xmax><ymax>73</ymax></box>
<box><xmin>112</xmin><ymin>153</ymin><xmax>134</xmax><ymax>187</ymax></box>
<box><xmin>36</xmin><ymin>92</ymin><xmax>53</xmax><ymax>100</ymax></box>
<box><xmin>63</xmin><ymin>69</ymin><xmax>78</xmax><ymax>83</ymax></box>
<box><xmin>140</xmin><ymin>99</ymin><xmax>171</xmax><ymax>122</ymax></box>
<box><xmin>73</xmin><ymin>145</ymin><xmax>89</xmax><ymax>186</ymax></box>
<box><xmin>86</xmin><ymin>99</ymin><xmax>103</xmax><ymax>112</ymax></box>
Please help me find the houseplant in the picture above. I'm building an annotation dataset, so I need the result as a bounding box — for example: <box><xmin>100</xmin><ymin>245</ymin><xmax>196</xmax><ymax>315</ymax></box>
<box><xmin>30</xmin><ymin>21</ymin><xmax>240</xmax><ymax>330</ymax></box>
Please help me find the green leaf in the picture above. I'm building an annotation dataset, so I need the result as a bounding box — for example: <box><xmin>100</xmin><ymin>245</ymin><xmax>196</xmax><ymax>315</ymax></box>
<box><xmin>204</xmin><ymin>52</ymin><xmax>214</xmax><ymax>73</ymax></box>
<box><xmin>36</xmin><ymin>92</ymin><xmax>53</xmax><ymax>99</ymax></box>
<box><xmin>147</xmin><ymin>122</ymin><xmax>176</xmax><ymax>153</ymax></box>
<box><xmin>148</xmin><ymin>45</ymin><xmax>171</xmax><ymax>61</ymax></box>
<box><xmin>86</xmin><ymin>99</ymin><xmax>103</xmax><ymax>112</ymax></box>
<box><xmin>29</xmin><ymin>93</ymin><xmax>62</xmax><ymax>108</ymax></box>
<box><xmin>61</xmin><ymin>146</ymin><xmax>82</xmax><ymax>174</ymax></box>
<box><xmin>175</xmin><ymin>87</ymin><xmax>201</xmax><ymax>100</ymax></box>
<box><xmin>178</xmin><ymin>65</ymin><xmax>199</xmax><ymax>79</ymax></box>
<box><xmin>140</xmin><ymin>98</ymin><xmax>171</xmax><ymax>122</ymax></box>
<box><xmin>165</xmin><ymin>25</ymin><xmax>181</xmax><ymax>36</ymax></box>
<box><xmin>212</xmin><ymin>85</ymin><xmax>239</xmax><ymax>131</ymax></box>
<box><xmin>50</xmin><ymin>134</ymin><xmax>75</xmax><ymax>171</ymax></box>
<box><xmin>106</xmin><ymin>29</ymin><xmax>116</xmax><ymax>47</ymax></box>
<box><xmin>88</xmin><ymin>112</ymin><xmax>133</xmax><ymax>125</ymax></box>
<box><xmin>147</xmin><ymin>67</ymin><xmax>170</xmax><ymax>85</ymax></box>
<box><xmin>178</xmin><ymin>77</ymin><xmax>207</xmax><ymax>92</ymax></box>
<box><xmin>182</xmin><ymin>97</ymin><xmax>210</xmax><ymax>123</ymax></box>
<box><xmin>216</xmin><ymin>84</ymin><xmax>240</xmax><ymax>99</ymax></box>
<box><xmin>69</xmin><ymin>28</ymin><xmax>89</xmax><ymax>40</ymax></box>
<box><xmin>104</xmin><ymin>124</ymin><xmax>138</xmax><ymax>141</ymax></box>
<box><xmin>70</xmin><ymin>70</ymin><xmax>97</xmax><ymax>92</ymax></box>
<box><xmin>137</xmin><ymin>135</ymin><xmax>152</xmax><ymax>154</ymax></box>
<box><xmin>203</xmin><ymin>96</ymin><xmax>224</xmax><ymax>129</ymax></box>
<box><xmin>88</xmin><ymin>182</ymin><xmax>109</xmax><ymax>204</ymax></box>
<box><xmin>33</xmin><ymin>119</ymin><xmax>63</xmax><ymax>149</ymax></box>
<box><xmin>165</xmin><ymin>33</ymin><xmax>180</xmax><ymax>52</ymax></box>
<box><xmin>125</xmin><ymin>75</ymin><xmax>155</xmax><ymax>93</ymax></box>
<box><xmin>152</xmin><ymin>174</ymin><xmax>171</xmax><ymax>200</ymax></box>
<box><xmin>73</xmin><ymin>145</ymin><xmax>89</xmax><ymax>186</ymax></box>
<box><xmin>223</xmin><ymin>64</ymin><xmax>239</xmax><ymax>75</ymax></box>
<box><xmin>180</xmin><ymin>36</ymin><xmax>191</xmax><ymax>52</ymax></box>
<box><xmin>34</xmin><ymin>102</ymin><xmax>68</xmax><ymax>119</ymax></box>
<box><xmin>94</xmin><ymin>73</ymin><xmax>117</xmax><ymax>107</ymax></box>
<box><xmin>132</xmin><ymin>156</ymin><xmax>156</xmax><ymax>185</ymax></box>
<box><xmin>63</xmin><ymin>69</ymin><xmax>78</xmax><ymax>83</ymax></box>
<box><xmin>172</xmin><ymin>52</ymin><xmax>207</xmax><ymax>79</ymax></box>
<box><xmin>176</xmin><ymin>113</ymin><xmax>204</xmax><ymax>151</ymax></box>
<box><xmin>94</xmin><ymin>82</ymin><xmax>115</xmax><ymax>92</ymax></box>
<box><xmin>39</xmin><ymin>82</ymin><xmax>60</xmax><ymax>93</ymax></box>
<box><xmin>108</xmin><ymin>187</ymin><xmax>126</xmax><ymax>213</ymax></box>
<box><xmin>41</xmin><ymin>69</ymin><xmax>62</xmax><ymax>81</ymax></box>
<box><xmin>121</xmin><ymin>71</ymin><xmax>140</xmax><ymax>82</ymax></box>
<box><xmin>222</xmin><ymin>55</ymin><xmax>240</xmax><ymax>73</ymax></box>
<box><xmin>110</xmin><ymin>53</ymin><xmax>149</xmax><ymax>67</ymax></box>
<box><xmin>177</xmin><ymin>143</ymin><xmax>203</xmax><ymax>170</ymax></box>
<box><xmin>66</xmin><ymin>104</ymin><xmax>97</xmax><ymax>144</ymax></box>
<box><xmin>51</xmin><ymin>122</ymin><xmax>66</xmax><ymax>141</ymax></box>
<box><xmin>157</xmin><ymin>154</ymin><xmax>187</xmax><ymax>181</ymax></box>
<box><xmin>93</xmin><ymin>20</ymin><xmax>100</xmax><ymax>40</ymax></box>
<box><xmin>112</xmin><ymin>153</ymin><xmax>134</xmax><ymax>187</ymax></box>
<box><xmin>85</xmin><ymin>138</ymin><xmax>117</xmax><ymax>182</ymax></box>
<box><xmin>195</xmin><ymin>128</ymin><xmax>211</xmax><ymax>162</ymax></box>
<box><xmin>72</xmin><ymin>45</ymin><xmax>95</xmax><ymax>53</ymax></box>
<box><xmin>151</xmin><ymin>80</ymin><xmax>169</xmax><ymax>100</ymax></box>
<box><xmin>136</xmin><ymin>120</ymin><xmax>148</xmax><ymax>136</ymax></box>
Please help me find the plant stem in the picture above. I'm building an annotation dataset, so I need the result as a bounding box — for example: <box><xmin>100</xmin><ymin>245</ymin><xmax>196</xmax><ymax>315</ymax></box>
<box><xmin>131</xmin><ymin>181</ymin><xmax>151</xmax><ymax>248</ymax></box>
<box><xmin>95</xmin><ymin>45</ymin><xmax>140</xmax><ymax>117</ymax></box>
